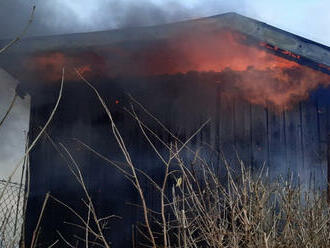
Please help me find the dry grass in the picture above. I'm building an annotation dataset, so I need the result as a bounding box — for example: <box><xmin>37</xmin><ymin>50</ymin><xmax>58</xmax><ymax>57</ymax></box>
<box><xmin>0</xmin><ymin>3</ymin><xmax>329</xmax><ymax>247</ymax></box>
<box><xmin>163</xmin><ymin>156</ymin><xmax>330</xmax><ymax>248</ymax></box>
<box><xmin>76</xmin><ymin>73</ymin><xmax>330</xmax><ymax>248</ymax></box>
<box><xmin>1</xmin><ymin>69</ymin><xmax>329</xmax><ymax>247</ymax></box>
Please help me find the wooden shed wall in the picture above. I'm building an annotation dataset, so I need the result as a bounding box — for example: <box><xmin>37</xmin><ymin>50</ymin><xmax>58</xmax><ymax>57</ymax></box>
<box><xmin>25</xmin><ymin>74</ymin><xmax>330</xmax><ymax>247</ymax></box>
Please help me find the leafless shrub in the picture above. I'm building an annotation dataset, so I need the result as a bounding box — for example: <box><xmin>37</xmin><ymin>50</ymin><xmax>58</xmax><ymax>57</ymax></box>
<box><xmin>3</xmin><ymin>69</ymin><xmax>327</xmax><ymax>247</ymax></box>
<box><xmin>75</xmin><ymin>72</ymin><xmax>330</xmax><ymax>248</ymax></box>
<box><xmin>47</xmin><ymin>142</ymin><xmax>117</xmax><ymax>248</ymax></box>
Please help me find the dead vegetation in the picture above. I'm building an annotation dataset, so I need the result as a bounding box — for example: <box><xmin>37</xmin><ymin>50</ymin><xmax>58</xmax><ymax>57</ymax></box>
<box><xmin>70</xmin><ymin>72</ymin><xmax>330</xmax><ymax>248</ymax></box>
<box><xmin>0</xmin><ymin>3</ymin><xmax>328</xmax><ymax>247</ymax></box>
<box><xmin>0</xmin><ymin>68</ymin><xmax>329</xmax><ymax>247</ymax></box>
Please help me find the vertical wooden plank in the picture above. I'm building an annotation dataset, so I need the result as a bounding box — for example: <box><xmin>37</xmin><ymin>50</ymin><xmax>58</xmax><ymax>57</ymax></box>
<box><xmin>214</xmin><ymin>85</ymin><xmax>221</xmax><ymax>151</ymax></box>
<box><xmin>265</xmin><ymin>107</ymin><xmax>271</xmax><ymax>167</ymax></box>
<box><xmin>250</xmin><ymin>104</ymin><xmax>268</xmax><ymax>170</ymax></box>
<box><xmin>301</xmin><ymin>97</ymin><xmax>320</xmax><ymax>188</ymax></box>
<box><xmin>315</xmin><ymin>91</ymin><xmax>328</xmax><ymax>189</ymax></box>
<box><xmin>249</xmin><ymin>104</ymin><xmax>254</xmax><ymax>167</ymax></box>
<box><xmin>282</xmin><ymin>111</ymin><xmax>288</xmax><ymax>168</ymax></box>
<box><xmin>299</xmin><ymin>103</ymin><xmax>305</xmax><ymax>170</ymax></box>
<box><xmin>233</xmin><ymin>97</ymin><xmax>252</xmax><ymax>166</ymax></box>
<box><xmin>327</xmin><ymin>133</ymin><xmax>330</xmax><ymax>203</ymax></box>
<box><xmin>219</xmin><ymin>94</ymin><xmax>235</xmax><ymax>162</ymax></box>
<box><xmin>326</xmin><ymin>96</ymin><xmax>330</xmax><ymax>202</ymax></box>
<box><xmin>210</xmin><ymin>84</ymin><xmax>221</xmax><ymax>174</ymax></box>
<box><xmin>204</xmin><ymin>82</ymin><xmax>219</xmax><ymax>161</ymax></box>
<box><xmin>284</xmin><ymin>104</ymin><xmax>303</xmax><ymax>178</ymax></box>
<box><xmin>267</xmin><ymin>105</ymin><xmax>286</xmax><ymax>176</ymax></box>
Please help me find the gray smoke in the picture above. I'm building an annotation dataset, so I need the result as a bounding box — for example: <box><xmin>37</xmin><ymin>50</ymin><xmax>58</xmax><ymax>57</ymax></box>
<box><xmin>0</xmin><ymin>0</ymin><xmax>244</xmax><ymax>38</ymax></box>
<box><xmin>0</xmin><ymin>0</ymin><xmax>329</xmax><ymax>46</ymax></box>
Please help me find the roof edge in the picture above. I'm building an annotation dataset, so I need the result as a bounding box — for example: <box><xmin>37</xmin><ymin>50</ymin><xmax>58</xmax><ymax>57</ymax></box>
<box><xmin>0</xmin><ymin>12</ymin><xmax>329</xmax><ymax>69</ymax></box>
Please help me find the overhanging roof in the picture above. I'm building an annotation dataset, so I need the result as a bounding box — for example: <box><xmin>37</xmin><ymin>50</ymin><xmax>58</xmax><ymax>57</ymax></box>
<box><xmin>0</xmin><ymin>12</ymin><xmax>329</xmax><ymax>73</ymax></box>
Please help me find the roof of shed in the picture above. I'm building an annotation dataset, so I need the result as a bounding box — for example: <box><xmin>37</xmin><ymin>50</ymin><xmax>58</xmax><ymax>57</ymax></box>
<box><xmin>0</xmin><ymin>12</ymin><xmax>329</xmax><ymax>74</ymax></box>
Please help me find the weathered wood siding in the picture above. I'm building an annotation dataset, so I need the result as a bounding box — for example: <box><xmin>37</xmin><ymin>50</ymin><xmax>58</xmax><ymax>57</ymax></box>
<box><xmin>25</xmin><ymin>76</ymin><xmax>330</xmax><ymax>247</ymax></box>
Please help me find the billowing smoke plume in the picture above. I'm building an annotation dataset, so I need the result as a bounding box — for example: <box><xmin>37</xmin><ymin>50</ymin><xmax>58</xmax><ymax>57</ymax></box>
<box><xmin>0</xmin><ymin>0</ymin><xmax>244</xmax><ymax>38</ymax></box>
<box><xmin>0</xmin><ymin>1</ymin><xmax>329</xmax><ymax>46</ymax></box>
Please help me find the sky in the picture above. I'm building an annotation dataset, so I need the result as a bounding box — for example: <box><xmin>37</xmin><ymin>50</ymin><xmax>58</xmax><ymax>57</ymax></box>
<box><xmin>0</xmin><ymin>0</ymin><xmax>329</xmax><ymax>182</ymax></box>
<box><xmin>0</xmin><ymin>0</ymin><xmax>329</xmax><ymax>46</ymax></box>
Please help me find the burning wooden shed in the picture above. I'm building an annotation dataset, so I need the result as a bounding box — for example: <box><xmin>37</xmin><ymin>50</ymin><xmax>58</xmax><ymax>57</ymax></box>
<box><xmin>0</xmin><ymin>12</ymin><xmax>330</xmax><ymax>247</ymax></box>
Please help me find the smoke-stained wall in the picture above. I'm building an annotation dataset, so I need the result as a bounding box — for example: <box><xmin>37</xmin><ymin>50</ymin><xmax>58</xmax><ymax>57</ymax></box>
<box><xmin>24</xmin><ymin>72</ymin><xmax>330</xmax><ymax>247</ymax></box>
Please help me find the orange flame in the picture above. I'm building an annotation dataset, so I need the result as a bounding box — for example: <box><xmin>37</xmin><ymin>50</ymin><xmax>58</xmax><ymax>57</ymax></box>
<box><xmin>136</xmin><ymin>30</ymin><xmax>330</xmax><ymax>109</ymax></box>
<box><xmin>26</xmin><ymin>52</ymin><xmax>104</xmax><ymax>82</ymax></box>
<box><xmin>26</xmin><ymin>29</ymin><xmax>330</xmax><ymax>109</ymax></box>
<box><xmin>139</xmin><ymin>31</ymin><xmax>300</xmax><ymax>75</ymax></box>
<box><xmin>216</xmin><ymin>66</ymin><xmax>329</xmax><ymax>109</ymax></box>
